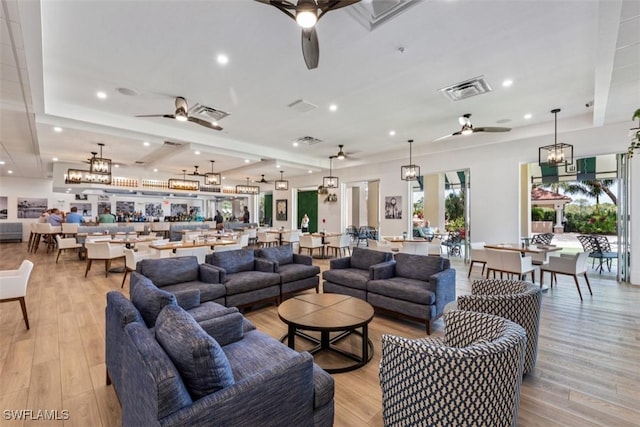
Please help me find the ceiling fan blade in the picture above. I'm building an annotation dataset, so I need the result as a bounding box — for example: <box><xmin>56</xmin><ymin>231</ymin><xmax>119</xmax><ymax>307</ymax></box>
<box><xmin>434</xmin><ymin>133</ymin><xmax>455</xmax><ymax>141</ymax></box>
<box><xmin>188</xmin><ymin>116</ymin><xmax>223</xmax><ymax>131</ymax></box>
<box><xmin>318</xmin><ymin>0</ymin><xmax>361</xmax><ymax>15</ymax></box>
<box><xmin>136</xmin><ymin>114</ymin><xmax>175</xmax><ymax>119</ymax></box>
<box><xmin>301</xmin><ymin>27</ymin><xmax>319</xmax><ymax>70</ymax></box>
<box><xmin>474</xmin><ymin>127</ymin><xmax>511</xmax><ymax>133</ymax></box>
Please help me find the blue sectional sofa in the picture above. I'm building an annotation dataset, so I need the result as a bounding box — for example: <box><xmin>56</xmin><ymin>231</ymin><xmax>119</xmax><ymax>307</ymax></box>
<box><xmin>255</xmin><ymin>244</ymin><xmax>320</xmax><ymax>300</ymax></box>
<box><xmin>106</xmin><ymin>279</ymin><xmax>334</xmax><ymax>426</ymax></box>
<box><xmin>0</xmin><ymin>222</ymin><xmax>23</xmax><ymax>242</ymax></box>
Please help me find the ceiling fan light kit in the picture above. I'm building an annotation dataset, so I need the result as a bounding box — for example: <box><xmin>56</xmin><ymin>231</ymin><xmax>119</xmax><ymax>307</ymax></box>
<box><xmin>296</xmin><ymin>0</ymin><xmax>317</xmax><ymax>28</ymax></box>
<box><xmin>538</xmin><ymin>108</ymin><xmax>573</xmax><ymax>168</ymax></box>
<box><xmin>323</xmin><ymin>155</ymin><xmax>339</xmax><ymax>188</ymax></box>
<box><xmin>275</xmin><ymin>171</ymin><xmax>289</xmax><ymax>190</ymax></box>
<box><xmin>401</xmin><ymin>139</ymin><xmax>420</xmax><ymax>181</ymax></box>
<box><xmin>136</xmin><ymin>96</ymin><xmax>223</xmax><ymax>131</ymax></box>
<box><xmin>336</xmin><ymin>144</ymin><xmax>346</xmax><ymax>159</ymax></box>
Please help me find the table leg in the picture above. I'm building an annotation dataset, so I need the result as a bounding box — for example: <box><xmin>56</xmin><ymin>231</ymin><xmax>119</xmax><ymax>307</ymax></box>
<box><xmin>287</xmin><ymin>324</ymin><xmax>296</xmax><ymax>349</ymax></box>
<box><xmin>362</xmin><ymin>325</ymin><xmax>369</xmax><ymax>362</ymax></box>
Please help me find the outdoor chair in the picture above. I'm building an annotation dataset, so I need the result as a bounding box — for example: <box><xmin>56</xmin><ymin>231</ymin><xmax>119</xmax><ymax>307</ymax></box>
<box><xmin>577</xmin><ymin>235</ymin><xmax>617</xmax><ymax>273</ymax></box>
<box><xmin>531</xmin><ymin>233</ymin><xmax>554</xmax><ymax>245</ymax></box>
<box><xmin>0</xmin><ymin>260</ymin><xmax>34</xmax><ymax>329</ymax></box>
<box><xmin>442</xmin><ymin>231</ymin><xmax>463</xmax><ymax>257</ymax></box>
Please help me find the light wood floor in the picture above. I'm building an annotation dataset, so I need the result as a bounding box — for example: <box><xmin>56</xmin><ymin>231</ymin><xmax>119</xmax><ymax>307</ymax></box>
<box><xmin>1</xmin><ymin>242</ymin><xmax>639</xmax><ymax>426</ymax></box>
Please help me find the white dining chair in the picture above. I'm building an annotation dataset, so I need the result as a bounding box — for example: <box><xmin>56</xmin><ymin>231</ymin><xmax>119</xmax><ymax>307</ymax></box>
<box><xmin>325</xmin><ymin>233</ymin><xmax>351</xmax><ymax>257</ymax></box>
<box><xmin>61</xmin><ymin>222</ymin><xmax>79</xmax><ymax>237</ymax></box>
<box><xmin>55</xmin><ymin>234</ymin><xmax>83</xmax><ymax>263</ymax></box>
<box><xmin>0</xmin><ymin>260</ymin><xmax>34</xmax><ymax>329</ymax></box>
<box><xmin>257</xmin><ymin>231</ymin><xmax>278</xmax><ymax>248</ymax></box>
<box><xmin>122</xmin><ymin>247</ymin><xmax>158</xmax><ymax>288</ymax></box>
<box><xmin>281</xmin><ymin>230</ymin><xmax>300</xmax><ymax>252</ymax></box>
<box><xmin>85</xmin><ymin>241</ymin><xmax>125</xmax><ymax>278</ymax></box>
<box><xmin>540</xmin><ymin>252</ymin><xmax>592</xmax><ymax>300</ymax></box>
<box><xmin>299</xmin><ymin>235</ymin><xmax>324</xmax><ymax>257</ymax></box>
<box><xmin>467</xmin><ymin>242</ymin><xmax>488</xmax><ymax>277</ymax></box>
<box><xmin>368</xmin><ymin>238</ymin><xmax>393</xmax><ymax>253</ymax></box>
<box><xmin>401</xmin><ymin>241</ymin><xmax>429</xmax><ymax>256</ymax></box>
<box><xmin>174</xmin><ymin>246</ymin><xmax>209</xmax><ymax>264</ymax></box>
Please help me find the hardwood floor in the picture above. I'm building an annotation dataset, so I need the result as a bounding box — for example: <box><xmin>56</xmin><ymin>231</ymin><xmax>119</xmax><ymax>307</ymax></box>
<box><xmin>1</xmin><ymin>242</ymin><xmax>638</xmax><ymax>426</ymax></box>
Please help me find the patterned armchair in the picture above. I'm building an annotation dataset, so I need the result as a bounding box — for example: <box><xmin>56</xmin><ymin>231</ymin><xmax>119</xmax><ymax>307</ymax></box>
<box><xmin>456</xmin><ymin>279</ymin><xmax>541</xmax><ymax>374</ymax></box>
<box><xmin>379</xmin><ymin>310</ymin><xmax>526</xmax><ymax>427</ymax></box>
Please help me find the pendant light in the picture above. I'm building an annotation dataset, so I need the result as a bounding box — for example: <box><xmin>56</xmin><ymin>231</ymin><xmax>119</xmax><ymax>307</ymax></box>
<box><xmin>538</xmin><ymin>108</ymin><xmax>573</xmax><ymax>167</ymax></box>
<box><xmin>89</xmin><ymin>143</ymin><xmax>112</xmax><ymax>175</ymax></box>
<box><xmin>204</xmin><ymin>160</ymin><xmax>221</xmax><ymax>185</ymax></box>
<box><xmin>323</xmin><ymin>156</ymin><xmax>339</xmax><ymax>188</ymax></box>
<box><xmin>400</xmin><ymin>139</ymin><xmax>420</xmax><ymax>181</ymax></box>
<box><xmin>236</xmin><ymin>177</ymin><xmax>260</xmax><ymax>195</ymax></box>
<box><xmin>275</xmin><ymin>170</ymin><xmax>289</xmax><ymax>190</ymax></box>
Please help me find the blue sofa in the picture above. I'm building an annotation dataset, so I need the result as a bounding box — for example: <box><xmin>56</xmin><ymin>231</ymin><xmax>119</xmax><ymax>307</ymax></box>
<box><xmin>0</xmin><ymin>222</ymin><xmax>23</xmax><ymax>242</ymax></box>
<box><xmin>205</xmin><ymin>248</ymin><xmax>282</xmax><ymax>309</ymax></box>
<box><xmin>106</xmin><ymin>279</ymin><xmax>334</xmax><ymax>426</ymax></box>
<box><xmin>256</xmin><ymin>244</ymin><xmax>320</xmax><ymax>300</ymax></box>
<box><xmin>135</xmin><ymin>256</ymin><xmax>226</xmax><ymax>305</ymax></box>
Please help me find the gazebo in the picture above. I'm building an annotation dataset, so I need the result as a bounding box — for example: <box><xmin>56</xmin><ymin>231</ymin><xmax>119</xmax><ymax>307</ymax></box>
<box><xmin>531</xmin><ymin>187</ymin><xmax>573</xmax><ymax>233</ymax></box>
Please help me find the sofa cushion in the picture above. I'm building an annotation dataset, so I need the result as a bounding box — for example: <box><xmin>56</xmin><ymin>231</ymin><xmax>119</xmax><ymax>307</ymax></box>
<box><xmin>395</xmin><ymin>253</ymin><xmax>445</xmax><ymax>281</ymax></box>
<box><xmin>155</xmin><ymin>305</ymin><xmax>235</xmax><ymax>399</ymax></box>
<box><xmin>256</xmin><ymin>245</ymin><xmax>294</xmax><ymax>266</ymax></box>
<box><xmin>322</xmin><ymin>268</ymin><xmax>370</xmax><ymax>291</ymax></box>
<box><xmin>367</xmin><ymin>277</ymin><xmax>436</xmax><ymax>305</ymax></box>
<box><xmin>130</xmin><ymin>273</ymin><xmax>176</xmax><ymax>327</ymax></box>
<box><xmin>138</xmin><ymin>257</ymin><xmax>200</xmax><ymax>287</ymax></box>
<box><xmin>278</xmin><ymin>263</ymin><xmax>320</xmax><ymax>284</ymax></box>
<box><xmin>350</xmin><ymin>247</ymin><xmax>393</xmax><ymax>271</ymax></box>
<box><xmin>161</xmin><ymin>281</ymin><xmax>226</xmax><ymax>303</ymax></box>
<box><xmin>224</xmin><ymin>271</ymin><xmax>282</xmax><ymax>295</ymax></box>
<box><xmin>208</xmin><ymin>248</ymin><xmax>255</xmax><ymax>275</ymax></box>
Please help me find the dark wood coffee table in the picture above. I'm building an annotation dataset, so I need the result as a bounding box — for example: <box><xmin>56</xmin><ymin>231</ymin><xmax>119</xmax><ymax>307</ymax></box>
<box><xmin>277</xmin><ymin>293</ymin><xmax>374</xmax><ymax>373</ymax></box>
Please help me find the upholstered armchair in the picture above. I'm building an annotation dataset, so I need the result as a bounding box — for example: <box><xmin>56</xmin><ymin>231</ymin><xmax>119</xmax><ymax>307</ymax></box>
<box><xmin>0</xmin><ymin>260</ymin><xmax>34</xmax><ymax>329</ymax></box>
<box><xmin>256</xmin><ymin>244</ymin><xmax>320</xmax><ymax>300</ymax></box>
<box><xmin>456</xmin><ymin>279</ymin><xmax>541</xmax><ymax>374</ymax></box>
<box><xmin>540</xmin><ymin>252</ymin><xmax>592</xmax><ymax>300</ymax></box>
<box><xmin>322</xmin><ymin>247</ymin><xmax>393</xmax><ymax>300</ymax></box>
<box><xmin>85</xmin><ymin>241</ymin><xmax>125</xmax><ymax>278</ymax></box>
<box><xmin>379</xmin><ymin>310</ymin><xmax>526</xmax><ymax>427</ymax></box>
<box><xmin>467</xmin><ymin>241</ymin><xmax>487</xmax><ymax>277</ymax></box>
<box><xmin>55</xmin><ymin>234</ymin><xmax>83</xmax><ymax>263</ymax></box>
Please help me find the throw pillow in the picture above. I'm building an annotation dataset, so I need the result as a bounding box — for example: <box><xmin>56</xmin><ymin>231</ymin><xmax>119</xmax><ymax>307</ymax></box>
<box><xmin>155</xmin><ymin>305</ymin><xmax>235</xmax><ymax>399</ymax></box>
<box><xmin>130</xmin><ymin>273</ymin><xmax>177</xmax><ymax>327</ymax></box>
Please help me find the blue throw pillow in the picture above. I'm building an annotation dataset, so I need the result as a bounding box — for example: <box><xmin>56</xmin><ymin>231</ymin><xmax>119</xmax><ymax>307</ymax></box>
<box><xmin>155</xmin><ymin>305</ymin><xmax>235</xmax><ymax>399</ymax></box>
<box><xmin>130</xmin><ymin>273</ymin><xmax>177</xmax><ymax>327</ymax></box>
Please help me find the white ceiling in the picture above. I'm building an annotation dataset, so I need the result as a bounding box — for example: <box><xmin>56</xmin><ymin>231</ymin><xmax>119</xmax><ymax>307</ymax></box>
<box><xmin>1</xmin><ymin>0</ymin><xmax>639</xmax><ymax>184</ymax></box>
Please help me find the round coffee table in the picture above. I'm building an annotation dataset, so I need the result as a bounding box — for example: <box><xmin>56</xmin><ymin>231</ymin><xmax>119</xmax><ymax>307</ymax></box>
<box><xmin>278</xmin><ymin>293</ymin><xmax>374</xmax><ymax>374</ymax></box>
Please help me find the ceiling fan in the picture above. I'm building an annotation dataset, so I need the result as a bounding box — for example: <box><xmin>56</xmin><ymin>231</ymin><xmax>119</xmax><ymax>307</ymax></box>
<box><xmin>136</xmin><ymin>97</ymin><xmax>223</xmax><ymax>131</ymax></box>
<box><xmin>436</xmin><ymin>114</ymin><xmax>511</xmax><ymax>141</ymax></box>
<box><xmin>187</xmin><ymin>166</ymin><xmax>204</xmax><ymax>177</ymax></box>
<box><xmin>255</xmin><ymin>174</ymin><xmax>270</xmax><ymax>184</ymax></box>
<box><xmin>255</xmin><ymin>0</ymin><xmax>361</xmax><ymax>69</ymax></box>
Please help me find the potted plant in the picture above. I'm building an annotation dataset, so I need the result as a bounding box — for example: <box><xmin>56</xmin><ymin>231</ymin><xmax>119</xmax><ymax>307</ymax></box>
<box><xmin>628</xmin><ymin>108</ymin><xmax>640</xmax><ymax>157</ymax></box>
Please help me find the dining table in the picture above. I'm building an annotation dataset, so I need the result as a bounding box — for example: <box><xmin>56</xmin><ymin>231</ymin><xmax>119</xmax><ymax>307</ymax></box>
<box><xmin>149</xmin><ymin>239</ymin><xmax>237</xmax><ymax>251</ymax></box>
<box><xmin>483</xmin><ymin>243</ymin><xmax>563</xmax><ymax>255</ymax></box>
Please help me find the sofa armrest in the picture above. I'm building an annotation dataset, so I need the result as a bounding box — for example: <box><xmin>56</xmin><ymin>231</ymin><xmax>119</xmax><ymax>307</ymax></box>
<box><xmin>371</xmin><ymin>261</ymin><xmax>396</xmax><ymax>280</ymax></box>
<box><xmin>254</xmin><ymin>258</ymin><xmax>276</xmax><ymax>273</ymax></box>
<box><xmin>159</xmin><ymin>352</ymin><xmax>315</xmax><ymax>427</ymax></box>
<box><xmin>199</xmin><ymin>263</ymin><xmax>224</xmax><ymax>284</ymax></box>
<box><xmin>292</xmin><ymin>253</ymin><xmax>313</xmax><ymax>266</ymax></box>
<box><xmin>198</xmin><ymin>312</ymin><xmax>244</xmax><ymax>346</ymax></box>
<box><xmin>429</xmin><ymin>268</ymin><xmax>457</xmax><ymax>316</ymax></box>
<box><xmin>173</xmin><ymin>289</ymin><xmax>201</xmax><ymax>310</ymax></box>
<box><xmin>329</xmin><ymin>256</ymin><xmax>351</xmax><ymax>270</ymax></box>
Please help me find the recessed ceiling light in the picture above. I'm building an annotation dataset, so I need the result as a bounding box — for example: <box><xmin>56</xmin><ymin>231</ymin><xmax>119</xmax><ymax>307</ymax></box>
<box><xmin>8</xmin><ymin>170</ymin><xmax>13</xmax><ymax>174</ymax></box>
<box><xmin>524</xmin><ymin>113</ymin><xmax>532</xmax><ymax>119</ymax></box>
<box><xmin>0</xmin><ymin>161</ymin><xmax>5</xmax><ymax>165</ymax></box>
<box><xmin>54</xmin><ymin>127</ymin><xmax>63</xmax><ymax>132</ymax></box>
<box><xmin>245</xmin><ymin>159</ymin><xmax>250</xmax><ymax>163</ymax></box>
<box><xmin>67</xmin><ymin>188</ymin><xmax>71</xmax><ymax>191</ymax></box>
<box><xmin>293</xmin><ymin>142</ymin><xmax>299</xmax><ymax>147</ymax></box>
<box><xmin>276</xmin><ymin>164</ymin><xmax>281</xmax><ymax>168</ymax></box>
<box><xmin>502</xmin><ymin>79</ymin><xmax>513</xmax><ymax>87</ymax></box>
<box><xmin>222</xmin><ymin>176</ymin><xmax>226</xmax><ymax>180</ymax></box>
<box><xmin>195</xmin><ymin>151</ymin><xmax>201</xmax><ymax>155</ymax></box>
<box><xmin>52</xmin><ymin>157</ymin><xmax>58</xmax><ymax>161</ymax></box>
<box><xmin>143</xmin><ymin>141</ymin><xmax>150</xmax><ymax>147</ymax></box>
<box><xmin>308</xmin><ymin>170</ymin><xmax>313</xmax><ymax>173</ymax></box>
<box><xmin>153</xmin><ymin>168</ymin><xmax>158</xmax><ymax>172</ymax></box>
<box><xmin>329</xmin><ymin>104</ymin><xmax>338</xmax><ymax>112</ymax></box>
<box><xmin>217</xmin><ymin>54</ymin><xmax>229</xmax><ymax>65</ymax></box>
<box><xmin>389</xmin><ymin>130</ymin><xmax>396</xmax><ymax>136</ymax></box>
<box><xmin>96</xmin><ymin>91</ymin><xmax>107</xmax><ymax>99</ymax></box>
<box><xmin>114</xmin><ymin>164</ymin><xmax>120</xmax><ymax>168</ymax></box>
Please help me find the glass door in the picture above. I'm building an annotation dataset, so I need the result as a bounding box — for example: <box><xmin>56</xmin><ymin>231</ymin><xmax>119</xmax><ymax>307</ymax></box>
<box><xmin>617</xmin><ymin>153</ymin><xmax>630</xmax><ymax>282</ymax></box>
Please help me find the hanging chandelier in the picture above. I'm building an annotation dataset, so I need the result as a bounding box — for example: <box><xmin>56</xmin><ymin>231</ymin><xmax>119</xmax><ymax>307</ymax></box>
<box><xmin>539</xmin><ymin>108</ymin><xmax>573</xmax><ymax>167</ymax></box>
<box><xmin>323</xmin><ymin>156</ymin><xmax>339</xmax><ymax>188</ymax></box>
<box><xmin>275</xmin><ymin>170</ymin><xmax>289</xmax><ymax>190</ymax></box>
<box><xmin>400</xmin><ymin>139</ymin><xmax>420</xmax><ymax>181</ymax></box>
<box><xmin>89</xmin><ymin>143</ymin><xmax>112</xmax><ymax>175</ymax></box>
<box><xmin>236</xmin><ymin>177</ymin><xmax>260</xmax><ymax>195</ymax></box>
<box><xmin>65</xmin><ymin>143</ymin><xmax>113</xmax><ymax>185</ymax></box>
<box><xmin>204</xmin><ymin>160</ymin><xmax>221</xmax><ymax>185</ymax></box>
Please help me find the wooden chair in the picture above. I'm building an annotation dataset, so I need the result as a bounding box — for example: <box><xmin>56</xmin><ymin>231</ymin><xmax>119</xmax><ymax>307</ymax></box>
<box><xmin>0</xmin><ymin>260</ymin><xmax>34</xmax><ymax>329</ymax></box>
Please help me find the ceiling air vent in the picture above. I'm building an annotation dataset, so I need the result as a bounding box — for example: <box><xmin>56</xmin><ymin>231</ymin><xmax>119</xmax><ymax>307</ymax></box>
<box><xmin>288</xmin><ymin>99</ymin><xmax>317</xmax><ymax>113</ymax></box>
<box><xmin>135</xmin><ymin>161</ymin><xmax>145</xmax><ymax>165</ymax></box>
<box><xmin>295</xmin><ymin>136</ymin><xmax>323</xmax><ymax>146</ymax></box>
<box><xmin>439</xmin><ymin>76</ymin><xmax>493</xmax><ymax>102</ymax></box>
<box><xmin>190</xmin><ymin>103</ymin><xmax>229</xmax><ymax>121</ymax></box>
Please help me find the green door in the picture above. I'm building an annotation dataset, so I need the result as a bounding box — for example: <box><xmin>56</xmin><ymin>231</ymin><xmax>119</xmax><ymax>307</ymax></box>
<box><xmin>297</xmin><ymin>191</ymin><xmax>318</xmax><ymax>233</ymax></box>
<box><xmin>263</xmin><ymin>194</ymin><xmax>273</xmax><ymax>226</ymax></box>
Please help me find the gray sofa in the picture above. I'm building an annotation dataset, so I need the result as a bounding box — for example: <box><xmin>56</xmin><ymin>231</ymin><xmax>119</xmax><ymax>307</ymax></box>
<box><xmin>106</xmin><ymin>280</ymin><xmax>334</xmax><ymax>426</ymax></box>
<box><xmin>367</xmin><ymin>253</ymin><xmax>456</xmax><ymax>334</ymax></box>
<box><xmin>205</xmin><ymin>248</ymin><xmax>282</xmax><ymax>309</ymax></box>
<box><xmin>135</xmin><ymin>257</ymin><xmax>226</xmax><ymax>305</ymax></box>
<box><xmin>256</xmin><ymin>244</ymin><xmax>320</xmax><ymax>300</ymax></box>
<box><xmin>322</xmin><ymin>247</ymin><xmax>394</xmax><ymax>300</ymax></box>
<box><xmin>0</xmin><ymin>223</ymin><xmax>23</xmax><ymax>242</ymax></box>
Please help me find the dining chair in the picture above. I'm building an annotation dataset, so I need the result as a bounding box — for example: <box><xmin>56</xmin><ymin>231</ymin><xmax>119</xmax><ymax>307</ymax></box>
<box><xmin>539</xmin><ymin>252</ymin><xmax>592</xmax><ymax>301</ymax></box>
<box><xmin>55</xmin><ymin>234</ymin><xmax>83</xmax><ymax>263</ymax></box>
<box><xmin>85</xmin><ymin>241</ymin><xmax>125</xmax><ymax>278</ymax></box>
<box><xmin>401</xmin><ymin>241</ymin><xmax>428</xmax><ymax>256</ymax></box>
<box><xmin>325</xmin><ymin>233</ymin><xmax>351</xmax><ymax>258</ymax></box>
<box><xmin>500</xmin><ymin>250</ymin><xmax>536</xmax><ymax>283</ymax></box>
<box><xmin>299</xmin><ymin>235</ymin><xmax>324</xmax><ymax>257</ymax></box>
<box><xmin>257</xmin><ymin>231</ymin><xmax>278</xmax><ymax>248</ymax></box>
<box><xmin>0</xmin><ymin>260</ymin><xmax>34</xmax><ymax>329</ymax></box>
<box><xmin>61</xmin><ymin>223</ymin><xmax>79</xmax><ymax>237</ymax></box>
<box><xmin>238</xmin><ymin>232</ymin><xmax>250</xmax><ymax>248</ymax></box>
<box><xmin>367</xmin><ymin>238</ymin><xmax>393</xmax><ymax>253</ymax></box>
<box><xmin>174</xmin><ymin>246</ymin><xmax>209</xmax><ymax>264</ymax></box>
<box><xmin>33</xmin><ymin>223</ymin><xmax>61</xmax><ymax>253</ymax></box>
<box><xmin>281</xmin><ymin>230</ymin><xmax>300</xmax><ymax>252</ymax></box>
<box><xmin>122</xmin><ymin>247</ymin><xmax>158</xmax><ymax>288</ymax></box>
<box><xmin>468</xmin><ymin>242</ymin><xmax>488</xmax><ymax>277</ymax></box>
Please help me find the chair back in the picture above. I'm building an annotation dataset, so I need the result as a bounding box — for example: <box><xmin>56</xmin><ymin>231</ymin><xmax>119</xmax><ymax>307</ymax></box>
<box><xmin>174</xmin><ymin>246</ymin><xmax>209</xmax><ymax>263</ymax></box>
<box><xmin>55</xmin><ymin>234</ymin><xmax>79</xmax><ymax>249</ymax></box>
<box><xmin>238</xmin><ymin>233</ymin><xmax>250</xmax><ymax>248</ymax></box>
<box><xmin>86</xmin><ymin>241</ymin><xmax>112</xmax><ymax>258</ymax></box>
<box><xmin>214</xmin><ymin>243</ymin><xmax>243</xmax><ymax>252</ymax></box>
<box><xmin>124</xmin><ymin>248</ymin><xmax>137</xmax><ymax>268</ymax></box>
<box><xmin>502</xmin><ymin>250</ymin><xmax>529</xmax><ymax>272</ymax></box>
<box><xmin>62</xmin><ymin>223</ymin><xmax>79</xmax><ymax>234</ymax></box>
<box><xmin>401</xmin><ymin>241</ymin><xmax>428</xmax><ymax>256</ymax></box>
<box><xmin>485</xmin><ymin>249</ymin><xmax>505</xmax><ymax>271</ymax></box>
<box><xmin>0</xmin><ymin>260</ymin><xmax>34</xmax><ymax>299</ymax></box>
<box><xmin>300</xmin><ymin>234</ymin><xmax>322</xmax><ymax>248</ymax></box>
<box><xmin>470</xmin><ymin>242</ymin><xmax>487</xmax><ymax>262</ymax></box>
<box><xmin>35</xmin><ymin>223</ymin><xmax>53</xmax><ymax>234</ymax></box>
<box><xmin>575</xmin><ymin>251</ymin><xmax>590</xmax><ymax>273</ymax></box>
<box><xmin>577</xmin><ymin>235</ymin><xmax>597</xmax><ymax>253</ymax></box>
<box><xmin>339</xmin><ymin>233</ymin><xmax>351</xmax><ymax>248</ymax></box>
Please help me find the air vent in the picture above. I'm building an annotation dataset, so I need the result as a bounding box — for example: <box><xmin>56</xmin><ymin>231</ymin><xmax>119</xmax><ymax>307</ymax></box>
<box><xmin>163</xmin><ymin>141</ymin><xmax>182</xmax><ymax>147</ymax></box>
<box><xmin>288</xmin><ymin>99</ymin><xmax>317</xmax><ymax>113</ymax></box>
<box><xmin>135</xmin><ymin>161</ymin><xmax>145</xmax><ymax>165</ymax></box>
<box><xmin>439</xmin><ymin>76</ymin><xmax>493</xmax><ymax>102</ymax></box>
<box><xmin>295</xmin><ymin>136</ymin><xmax>323</xmax><ymax>145</ymax></box>
<box><xmin>190</xmin><ymin>103</ymin><xmax>229</xmax><ymax>121</ymax></box>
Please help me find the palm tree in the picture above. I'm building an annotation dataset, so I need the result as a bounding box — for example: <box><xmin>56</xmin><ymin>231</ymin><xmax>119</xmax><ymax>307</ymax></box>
<box><xmin>563</xmin><ymin>180</ymin><xmax>617</xmax><ymax>210</ymax></box>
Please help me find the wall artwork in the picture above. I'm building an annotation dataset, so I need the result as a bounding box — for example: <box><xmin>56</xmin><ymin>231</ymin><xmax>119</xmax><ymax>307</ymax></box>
<box><xmin>98</xmin><ymin>201</ymin><xmax>112</xmax><ymax>215</ymax></box>
<box><xmin>116</xmin><ymin>201</ymin><xmax>135</xmax><ymax>214</ymax></box>
<box><xmin>70</xmin><ymin>203</ymin><xmax>92</xmax><ymax>217</ymax></box>
<box><xmin>17</xmin><ymin>197</ymin><xmax>48</xmax><ymax>219</ymax></box>
<box><xmin>171</xmin><ymin>203</ymin><xmax>188</xmax><ymax>216</ymax></box>
<box><xmin>276</xmin><ymin>199</ymin><xmax>287</xmax><ymax>221</ymax></box>
<box><xmin>0</xmin><ymin>196</ymin><xmax>7</xmax><ymax>219</ymax></box>
<box><xmin>384</xmin><ymin>196</ymin><xmax>402</xmax><ymax>220</ymax></box>
<box><xmin>145</xmin><ymin>203</ymin><xmax>163</xmax><ymax>218</ymax></box>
